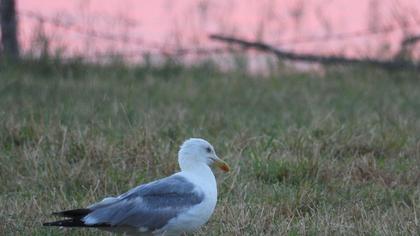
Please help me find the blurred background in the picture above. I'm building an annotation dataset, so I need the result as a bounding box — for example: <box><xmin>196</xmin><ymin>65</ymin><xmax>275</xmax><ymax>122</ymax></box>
<box><xmin>1</xmin><ymin>0</ymin><xmax>419</xmax><ymax>72</ymax></box>
<box><xmin>2</xmin><ymin>1</ymin><xmax>420</xmax><ymax>235</ymax></box>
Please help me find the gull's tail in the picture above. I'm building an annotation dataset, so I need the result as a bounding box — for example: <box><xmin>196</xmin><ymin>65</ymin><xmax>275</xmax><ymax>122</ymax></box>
<box><xmin>43</xmin><ymin>218</ymin><xmax>90</xmax><ymax>227</ymax></box>
<box><xmin>51</xmin><ymin>208</ymin><xmax>92</xmax><ymax>218</ymax></box>
<box><xmin>43</xmin><ymin>208</ymin><xmax>109</xmax><ymax>227</ymax></box>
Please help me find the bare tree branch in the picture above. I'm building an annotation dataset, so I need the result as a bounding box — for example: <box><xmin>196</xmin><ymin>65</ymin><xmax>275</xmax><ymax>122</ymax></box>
<box><xmin>401</xmin><ymin>35</ymin><xmax>420</xmax><ymax>48</ymax></box>
<box><xmin>395</xmin><ymin>34</ymin><xmax>420</xmax><ymax>60</ymax></box>
<box><xmin>209</xmin><ymin>34</ymin><xmax>419</xmax><ymax>71</ymax></box>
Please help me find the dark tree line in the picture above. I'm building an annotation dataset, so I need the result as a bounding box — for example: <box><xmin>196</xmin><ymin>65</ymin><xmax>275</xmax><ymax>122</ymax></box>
<box><xmin>0</xmin><ymin>0</ymin><xmax>19</xmax><ymax>59</ymax></box>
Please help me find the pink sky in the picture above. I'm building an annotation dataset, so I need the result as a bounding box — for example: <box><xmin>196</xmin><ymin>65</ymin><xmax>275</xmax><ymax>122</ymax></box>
<box><xmin>17</xmin><ymin>0</ymin><xmax>420</xmax><ymax>61</ymax></box>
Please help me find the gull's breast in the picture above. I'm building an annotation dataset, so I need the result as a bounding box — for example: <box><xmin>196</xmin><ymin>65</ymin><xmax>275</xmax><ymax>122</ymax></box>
<box><xmin>155</xmin><ymin>171</ymin><xmax>218</xmax><ymax>235</ymax></box>
<box><xmin>157</xmin><ymin>191</ymin><xmax>217</xmax><ymax>235</ymax></box>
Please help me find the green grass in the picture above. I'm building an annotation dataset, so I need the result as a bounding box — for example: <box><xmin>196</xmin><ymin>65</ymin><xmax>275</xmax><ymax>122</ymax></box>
<box><xmin>1</xmin><ymin>61</ymin><xmax>420</xmax><ymax>235</ymax></box>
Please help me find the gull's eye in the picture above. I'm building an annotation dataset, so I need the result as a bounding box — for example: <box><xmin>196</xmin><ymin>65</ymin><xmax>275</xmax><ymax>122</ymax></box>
<box><xmin>206</xmin><ymin>147</ymin><xmax>212</xmax><ymax>153</ymax></box>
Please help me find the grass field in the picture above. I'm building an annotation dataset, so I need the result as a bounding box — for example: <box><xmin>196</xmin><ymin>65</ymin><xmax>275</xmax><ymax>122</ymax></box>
<box><xmin>1</xmin><ymin>61</ymin><xmax>420</xmax><ymax>235</ymax></box>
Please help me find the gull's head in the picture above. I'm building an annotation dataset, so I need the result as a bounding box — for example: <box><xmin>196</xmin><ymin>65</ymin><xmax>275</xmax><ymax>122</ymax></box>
<box><xmin>178</xmin><ymin>138</ymin><xmax>230</xmax><ymax>172</ymax></box>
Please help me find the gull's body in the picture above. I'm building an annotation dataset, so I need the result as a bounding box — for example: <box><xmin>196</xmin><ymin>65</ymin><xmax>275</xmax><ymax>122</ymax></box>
<box><xmin>43</xmin><ymin>138</ymin><xmax>229</xmax><ymax>236</ymax></box>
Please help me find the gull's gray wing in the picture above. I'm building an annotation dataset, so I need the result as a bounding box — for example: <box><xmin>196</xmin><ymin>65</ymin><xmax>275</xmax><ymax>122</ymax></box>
<box><xmin>82</xmin><ymin>175</ymin><xmax>204</xmax><ymax>231</ymax></box>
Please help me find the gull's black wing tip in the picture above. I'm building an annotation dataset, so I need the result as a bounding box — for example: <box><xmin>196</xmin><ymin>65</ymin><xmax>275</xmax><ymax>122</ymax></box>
<box><xmin>43</xmin><ymin>219</ymin><xmax>111</xmax><ymax>228</ymax></box>
<box><xmin>44</xmin><ymin>208</ymin><xmax>107</xmax><ymax>228</ymax></box>
<box><xmin>43</xmin><ymin>219</ymin><xmax>86</xmax><ymax>227</ymax></box>
<box><xmin>51</xmin><ymin>208</ymin><xmax>92</xmax><ymax>218</ymax></box>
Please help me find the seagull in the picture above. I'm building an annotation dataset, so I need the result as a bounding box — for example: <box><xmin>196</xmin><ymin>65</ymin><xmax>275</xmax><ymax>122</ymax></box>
<box><xmin>43</xmin><ymin>138</ymin><xmax>230</xmax><ymax>235</ymax></box>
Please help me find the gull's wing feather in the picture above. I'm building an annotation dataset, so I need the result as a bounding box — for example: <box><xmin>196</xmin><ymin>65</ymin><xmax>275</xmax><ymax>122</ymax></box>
<box><xmin>83</xmin><ymin>175</ymin><xmax>204</xmax><ymax>231</ymax></box>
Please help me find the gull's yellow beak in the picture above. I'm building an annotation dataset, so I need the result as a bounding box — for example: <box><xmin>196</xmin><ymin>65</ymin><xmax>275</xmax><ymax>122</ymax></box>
<box><xmin>212</xmin><ymin>156</ymin><xmax>230</xmax><ymax>172</ymax></box>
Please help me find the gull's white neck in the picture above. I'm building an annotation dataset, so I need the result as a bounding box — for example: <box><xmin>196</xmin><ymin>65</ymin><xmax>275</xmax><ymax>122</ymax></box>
<box><xmin>179</xmin><ymin>161</ymin><xmax>215</xmax><ymax>182</ymax></box>
<box><xmin>178</xmin><ymin>159</ymin><xmax>217</xmax><ymax>196</ymax></box>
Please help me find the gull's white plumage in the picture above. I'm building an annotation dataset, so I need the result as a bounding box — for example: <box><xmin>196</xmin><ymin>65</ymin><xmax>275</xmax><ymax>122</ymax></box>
<box><xmin>155</xmin><ymin>162</ymin><xmax>218</xmax><ymax>235</ymax></box>
<box><xmin>43</xmin><ymin>138</ymin><xmax>230</xmax><ymax>236</ymax></box>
